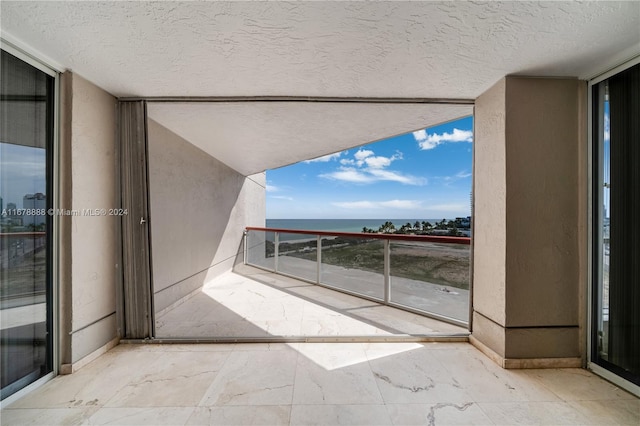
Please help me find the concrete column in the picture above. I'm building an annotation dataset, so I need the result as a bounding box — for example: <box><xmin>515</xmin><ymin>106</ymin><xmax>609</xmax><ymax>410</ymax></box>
<box><xmin>471</xmin><ymin>76</ymin><xmax>587</xmax><ymax>368</ymax></box>
<box><xmin>59</xmin><ymin>72</ymin><xmax>120</xmax><ymax>373</ymax></box>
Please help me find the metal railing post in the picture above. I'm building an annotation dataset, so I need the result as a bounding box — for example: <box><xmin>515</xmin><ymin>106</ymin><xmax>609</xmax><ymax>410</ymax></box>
<box><xmin>316</xmin><ymin>235</ymin><xmax>321</xmax><ymax>284</ymax></box>
<box><xmin>243</xmin><ymin>230</ymin><xmax>248</xmax><ymax>265</ymax></box>
<box><xmin>384</xmin><ymin>239</ymin><xmax>390</xmax><ymax>303</ymax></box>
<box><xmin>274</xmin><ymin>232</ymin><xmax>279</xmax><ymax>272</ymax></box>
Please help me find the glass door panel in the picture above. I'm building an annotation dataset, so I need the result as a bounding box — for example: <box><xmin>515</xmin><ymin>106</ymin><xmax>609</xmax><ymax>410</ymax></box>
<box><xmin>592</xmin><ymin>63</ymin><xmax>640</xmax><ymax>387</ymax></box>
<box><xmin>0</xmin><ymin>49</ymin><xmax>54</xmax><ymax>400</ymax></box>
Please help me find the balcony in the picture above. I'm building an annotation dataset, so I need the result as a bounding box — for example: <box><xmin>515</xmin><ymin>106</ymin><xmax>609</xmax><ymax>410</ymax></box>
<box><xmin>154</xmin><ymin>227</ymin><xmax>471</xmax><ymax>340</ymax></box>
<box><xmin>245</xmin><ymin>227</ymin><xmax>471</xmax><ymax>327</ymax></box>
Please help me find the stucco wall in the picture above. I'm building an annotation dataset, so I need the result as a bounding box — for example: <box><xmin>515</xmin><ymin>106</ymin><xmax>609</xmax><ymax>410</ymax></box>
<box><xmin>147</xmin><ymin>119</ymin><xmax>265</xmax><ymax>314</ymax></box>
<box><xmin>473</xmin><ymin>77</ymin><xmax>507</xmax><ymax>328</ymax></box>
<box><xmin>60</xmin><ymin>73</ymin><xmax>119</xmax><ymax>364</ymax></box>
<box><xmin>472</xmin><ymin>76</ymin><xmax>585</xmax><ymax>363</ymax></box>
<box><xmin>504</xmin><ymin>77</ymin><xmax>581</xmax><ymax>328</ymax></box>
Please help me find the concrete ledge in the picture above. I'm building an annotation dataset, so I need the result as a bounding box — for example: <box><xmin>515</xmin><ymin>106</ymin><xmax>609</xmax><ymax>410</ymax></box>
<box><xmin>60</xmin><ymin>336</ymin><xmax>119</xmax><ymax>375</ymax></box>
<box><xmin>470</xmin><ymin>335</ymin><xmax>581</xmax><ymax>369</ymax></box>
<box><xmin>122</xmin><ymin>334</ymin><xmax>470</xmax><ymax>344</ymax></box>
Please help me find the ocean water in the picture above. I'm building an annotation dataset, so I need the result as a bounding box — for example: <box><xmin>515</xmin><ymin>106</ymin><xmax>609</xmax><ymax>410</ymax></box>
<box><xmin>264</xmin><ymin>218</ymin><xmax>450</xmax><ymax>241</ymax></box>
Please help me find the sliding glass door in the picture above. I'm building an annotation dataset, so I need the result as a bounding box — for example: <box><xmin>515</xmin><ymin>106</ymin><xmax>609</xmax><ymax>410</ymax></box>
<box><xmin>592</xmin><ymin>62</ymin><xmax>640</xmax><ymax>388</ymax></box>
<box><xmin>0</xmin><ymin>48</ymin><xmax>55</xmax><ymax>400</ymax></box>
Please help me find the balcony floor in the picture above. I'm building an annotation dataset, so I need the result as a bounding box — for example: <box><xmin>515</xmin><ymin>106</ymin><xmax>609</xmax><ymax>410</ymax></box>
<box><xmin>2</xmin><ymin>341</ymin><xmax>638</xmax><ymax>425</ymax></box>
<box><xmin>155</xmin><ymin>264</ymin><xmax>466</xmax><ymax>339</ymax></box>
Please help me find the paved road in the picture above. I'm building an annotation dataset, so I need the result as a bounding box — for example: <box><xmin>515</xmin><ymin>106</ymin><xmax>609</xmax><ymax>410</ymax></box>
<box><xmin>250</xmin><ymin>255</ymin><xmax>469</xmax><ymax>322</ymax></box>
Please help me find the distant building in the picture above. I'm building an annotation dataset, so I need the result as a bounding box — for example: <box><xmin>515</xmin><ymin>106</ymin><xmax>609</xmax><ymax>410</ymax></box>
<box><xmin>23</xmin><ymin>193</ymin><xmax>46</xmax><ymax>227</ymax></box>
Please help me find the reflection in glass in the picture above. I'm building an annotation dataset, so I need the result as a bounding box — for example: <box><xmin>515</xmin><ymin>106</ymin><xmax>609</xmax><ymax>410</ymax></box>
<box><xmin>593</xmin><ymin>64</ymin><xmax>640</xmax><ymax>386</ymax></box>
<box><xmin>599</xmin><ymin>94</ymin><xmax>611</xmax><ymax>361</ymax></box>
<box><xmin>0</xmin><ymin>50</ymin><xmax>53</xmax><ymax>400</ymax></box>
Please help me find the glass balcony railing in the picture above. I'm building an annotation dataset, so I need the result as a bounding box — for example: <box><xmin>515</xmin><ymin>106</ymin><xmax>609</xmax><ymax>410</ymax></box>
<box><xmin>244</xmin><ymin>227</ymin><xmax>470</xmax><ymax>326</ymax></box>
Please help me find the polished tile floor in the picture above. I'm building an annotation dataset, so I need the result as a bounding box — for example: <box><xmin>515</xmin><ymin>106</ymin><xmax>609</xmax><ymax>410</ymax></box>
<box><xmin>155</xmin><ymin>265</ymin><xmax>466</xmax><ymax>339</ymax></box>
<box><xmin>2</xmin><ymin>342</ymin><xmax>638</xmax><ymax>425</ymax></box>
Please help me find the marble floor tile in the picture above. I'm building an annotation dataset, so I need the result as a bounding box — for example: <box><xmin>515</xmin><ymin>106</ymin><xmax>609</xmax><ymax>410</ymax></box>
<box><xmin>352</xmin><ymin>305</ymin><xmax>465</xmax><ymax>335</ymax></box>
<box><xmin>478</xmin><ymin>401</ymin><xmax>592</xmax><ymax>425</ymax></box>
<box><xmin>521</xmin><ymin>368</ymin><xmax>637</xmax><ymax>401</ymax></box>
<box><xmin>186</xmin><ymin>405</ymin><xmax>290</xmax><ymax>425</ymax></box>
<box><xmin>104</xmin><ymin>351</ymin><xmax>229</xmax><ymax>407</ymax></box>
<box><xmin>386</xmin><ymin>402</ymin><xmax>493</xmax><ymax>425</ymax></box>
<box><xmin>3</xmin><ymin>342</ymin><xmax>638</xmax><ymax>426</ymax></box>
<box><xmin>243</xmin><ymin>319</ymin><xmax>303</xmax><ymax>336</ymax></box>
<box><xmin>289</xmin><ymin>404</ymin><xmax>392</xmax><ymax>425</ymax></box>
<box><xmin>157</xmin><ymin>319</ymin><xmax>256</xmax><ymax>338</ymax></box>
<box><xmin>7</xmin><ymin>351</ymin><xmax>162</xmax><ymax>408</ymax></box>
<box><xmin>292</xmin><ymin>344</ymin><xmax>384</xmax><ymax>405</ymax></box>
<box><xmin>367</xmin><ymin>346</ymin><xmax>472</xmax><ymax>404</ymax></box>
<box><xmin>431</xmin><ymin>347</ymin><xmax>561</xmax><ymax>403</ymax></box>
<box><xmin>198</xmin><ymin>349</ymin><xmax>298</xmax><ymax>406</ymax></box>
<box><xmin>0</xmin><ymin>407</ymin><xmax>97</xmax><ymax>425</ymax></box>
<box><xmin>155</xmin><ymin>267</ymin><xmax>466</xmax><ymax>339</ymax></box>
<box><xmin>299</xmin><ymin>306</ymin><xmax>387</xmax><ymax>335</ymax></box>
<box><xmin>568</xmin><ymin>399</ymin><xmax>640</xmax><ymax>425</ymax></box>
<box><xmin>86</xmin><ymin>407</ymin><xmax>195</xmax><ymax>425</ymax></box>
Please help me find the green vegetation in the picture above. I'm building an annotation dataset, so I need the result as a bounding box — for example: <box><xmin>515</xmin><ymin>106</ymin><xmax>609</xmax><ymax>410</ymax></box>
<box><xmin>277</xmin><ymin>238</ymin><xmax>469</xmax><ymax>290</ymax></box>
<box><xmin>361</xmin><ymin>218</ymin><xmax>469</xmax><ymax>236</ymax></box>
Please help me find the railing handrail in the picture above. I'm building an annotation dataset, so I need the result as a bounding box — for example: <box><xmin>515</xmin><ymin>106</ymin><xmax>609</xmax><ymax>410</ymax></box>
<box><xmin>0</xmin><ymin>232</ymin><xmax>46</xmax><ymax>238</ymax></box>
<box><xmin>245</xmin><ymin>226</ymin><xmax>470</xmax><ymax>245</ymax></box>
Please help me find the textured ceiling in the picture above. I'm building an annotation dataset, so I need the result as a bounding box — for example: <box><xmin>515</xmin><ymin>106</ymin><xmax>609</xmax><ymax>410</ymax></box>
<box><xmin>2</xmin><ymin>1</ymin><xmax>638</xmax><ymax>99</ymax></box>
<box><xmin>147</xmin><ymin>102</ymin><xmax>473</xmax><ymax>175</ymax></box>
<box><xmin>2</xmin><ymin>1</ymin><xmax>638</xmax><ymax>174</ymax></box>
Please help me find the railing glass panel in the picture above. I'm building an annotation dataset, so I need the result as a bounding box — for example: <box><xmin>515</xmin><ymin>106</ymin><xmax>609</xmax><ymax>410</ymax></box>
<box><xmin>389</xmin><ymin>241</ymin><xmax>470</xmax><ymax>323</ymax></box>
<box><xmin>319</xmin><ymin>236</ymin><xmax>385</xmax><ymax>301</ymax></box>
<box><xmin>277</xmin><ymin>233</ymin><xmax>318</xmax><ymax>282</ymax></box>
<box><xmin>245</xmin><ymin>227</ymin><xmax>470</xmax><ymax>326</ymax></box>
<box><xmin>246</xmin><ymin>230</ymin><xmax>275</xmax><ymax>271</ymax></box>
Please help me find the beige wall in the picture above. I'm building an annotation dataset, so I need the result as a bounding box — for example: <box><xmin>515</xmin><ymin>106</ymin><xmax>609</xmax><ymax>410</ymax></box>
<box><xmin>147</xmin><ymin>119</ymin><xmax>265</xmax><ymax>315</ymax></box>
<box><xmin>472</xmin><ymin>76</ymin><xmax>586</xmax><ymax>365</ymax></box>
<box><xmin>473</xmin><ymin>78</ymin><xmax>507</xmax><ymax>327</ymax></box>
<box><xmin>59</xmin><ymin>73</ymin><xmax>119</xmax><ymax>365</ymax></box>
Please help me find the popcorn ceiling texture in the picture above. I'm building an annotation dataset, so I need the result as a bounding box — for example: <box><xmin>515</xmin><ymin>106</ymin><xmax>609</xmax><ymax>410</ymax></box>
<box><xmin>2</xmin><ymin>1</ymin><xmax>639</xmax><ymax>98</ymax></box>
<box><xmin>147</xmin><ymin>102</ymin><xmax>473</xmax><ymax>175</ymax></box>
<box><xmin>2</xmin><ymin>1</ymin><xmax>637</xmax><ymax>173</ymax></box>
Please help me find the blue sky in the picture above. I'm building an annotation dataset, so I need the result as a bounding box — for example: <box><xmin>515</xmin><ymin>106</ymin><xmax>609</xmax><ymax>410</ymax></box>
<box><xmin>0</xmin><ymin>143</ymin><xmax>46</xmax><ymax>209</ymax></box>
<box><xmin>266</xmin><ymin>116</ymin><xmax>473</xmax><ymax>220</ymax></box>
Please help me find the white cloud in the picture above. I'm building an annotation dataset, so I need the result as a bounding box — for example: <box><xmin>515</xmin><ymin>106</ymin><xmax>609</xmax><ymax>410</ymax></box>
<box><xmin>354</xmin><ymin>149</ymin><xmax>374</xmax><ymax>161</ymax></box>
<box><xmin>320</xmin><ymin>167</ymin><xmax>375</xmax><ymax>184</ymax></box>
<box><xmin>304</xmin><ymin>152</ymin><xmax>342</xmax><ymax>163</ymax></box>
<box><xmin>266</xmin><ymin>184</ymin><xmax>279</xmax><ymax>192</ymax></box>
<box><xmin>413</xmin><ymin>128</ymin><xmax>473</xmax><ymax>150</ymax></box>
<box><xmin>368</xmin><ymin>169</ymin><xmax>426</xmax><ymax>185</ymax></box>
<box><xmin>363</xmin><ymin>152</ymin><xmax>402</xmax><ymax>169</ymax></box>
<box><xmin>332</xmin><ymin>201</ymin><xmax>378</xmax><ymax>209</ymax></box>
<box><xmin>428</xmin><ymin>203</ymin><xmax>468</xmax><ymax>211</ymax></box>
<box><xmin>271</xmin><ymin>195</ymin><xmax>293</xmax><ymax>201</ymax></box>
<box><xmin>439</xmin><ymin>170</ymin><xmax>472</xmax><ymax>186</ymax></box>
<box><xmin>604</xmin><ymin>113</ymin><xmax>610</xmax><ymax>142</ymax></box>
<box><xmin>379</xmin><ymin>200</ymin><xmax>422</xmax><ymax>209</ymax></box>
<box><xmin>332</xmin><ymin>200</ymin><xmax>422</xmax><ymax>210</ymax></box>
<box><xmin>319</xmin><ymin>149</ymin><xmax>424</xmax><ymax>186</ymax></box>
